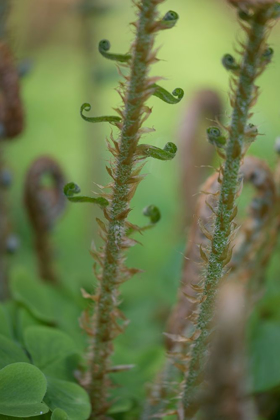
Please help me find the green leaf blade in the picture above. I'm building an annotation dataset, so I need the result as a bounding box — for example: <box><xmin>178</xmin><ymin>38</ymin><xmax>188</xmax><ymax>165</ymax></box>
<box><xmin>0</xmin><ymin>363</ymin><xmax>49</xmax><ymax>417</ymax></box>
<box><xmin>51</xmin><ymin>408</ymin><xmax>69</xmax><ymax>420</ymax></box>
<box><xmin>0</xmin><ymin>334</ymin><xmax>30</xmax><ymax>370</ymax></box>
<box><xmin>24</xmin><ymin>326</ymin><xmax>78</xmax><ymax>372</ymax></box>
<box><xmin>44</xmin><ymin>377</ymin><xmax>91</xmax><ymax>420</ymax></box>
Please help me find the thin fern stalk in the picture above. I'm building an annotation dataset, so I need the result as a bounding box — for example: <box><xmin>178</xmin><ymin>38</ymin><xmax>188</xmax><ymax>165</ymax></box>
<box><xmin>182</xmin><ymin>3</ymin><xmax>279</xmax><ymax>416</ymax></box>
<box><xmin>75</xmin><ymin>1</ymin><xmax>182</xmax><ymax>417</ymax></box>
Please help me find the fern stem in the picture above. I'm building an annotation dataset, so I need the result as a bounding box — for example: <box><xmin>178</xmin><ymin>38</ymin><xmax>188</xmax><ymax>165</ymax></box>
<box><xmin>88</xmin><ymin>1</ymin><xmax>162</xmax><ymax>417</ymax></box>
<box><xmin>183</xmin><ymin>5</ymin><xmax>276</xmax><ymax>415</ymax></box>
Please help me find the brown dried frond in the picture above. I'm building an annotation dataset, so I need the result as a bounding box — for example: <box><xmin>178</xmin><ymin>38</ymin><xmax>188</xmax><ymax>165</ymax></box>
<box><xmin>230</xmin><ymin>156</ymin><xmax>276</xmax><ymax>278</ymax></box>
<box><xmin>166</xmin><ymin>173</ymin><xmax>220</xmax><ymax>350</ymax></box>
<box><xmin>200</xmin><ymin>280</ymin><xmax>258</xmax><ymax>420</ymax></box>
<box><xmin>24</xmin><ymin>156</ymin><xmax>66</xmax><ymax>282</ymax></box>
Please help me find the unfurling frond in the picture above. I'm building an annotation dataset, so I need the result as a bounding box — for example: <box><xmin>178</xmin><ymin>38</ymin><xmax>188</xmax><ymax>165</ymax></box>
<box><xmin>64</xmin><ymin>182</ymin><xmax>109</xmax><ymax>208</ymax></box>
<box><xmin>80</xmin><ymin>103</ymin><xmax>121</xmax><ymax>124</ymax></box>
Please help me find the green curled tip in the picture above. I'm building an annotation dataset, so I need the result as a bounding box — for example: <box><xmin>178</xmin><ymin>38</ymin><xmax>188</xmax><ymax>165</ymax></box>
<box><xmin>238</xmin><ymin>9</ymin><xmax>251</xmax><ymax>21</ymax></box>
<box><xmin>64</xmin><ymin>182</ymin><xmax>109</xmax><ymax>208</ymax></box>
<box><xmin>206</xmin><ymin>127</ymin><xmax>226</xmax><ymax>148</ymax></box>
<box><xmin>222</xmin><ymin>54</ymin><xmax>239</xmax><ymax>71</ymax></box>
<box><xmin>98</xmin><ymin>39</ymin><xmax>132</xmax><ymax>63</ymax></box>
<box><xmin>143</xmin><ymin>205</ymin><xmax>161</xmax><ymax>224</ymax></box>
<box><xmin>262</xmin><ymin>47</ymin><xmax>274</xmax><ymax>63</ymax></box>
<box><xmin>64</xmin><ymin>182</ymin><xmax>80</xmax><ymax>197</ymax></box>
<box><xmin>245</xmin><ymin>123</ymin><xmax>258</xmax><ymax>138</ymax></box>
<box><xmin>80</xmin><ymin>103</ymin><xmax>121</xmax><ymax>124</ymax></box>
<box><xmin>152</xmin><ymin>84</ymin><xmax>184</xmax><ymax>104</ymax></box>
<box><xmin>160</xmin><ymin>10</ymin><xmax>179</xmax><ymax>29</ymax></box>
<box><xmin>137</xmin><ymin>142</ymin><xmax>177</xmax><ymax>161</ymax></box>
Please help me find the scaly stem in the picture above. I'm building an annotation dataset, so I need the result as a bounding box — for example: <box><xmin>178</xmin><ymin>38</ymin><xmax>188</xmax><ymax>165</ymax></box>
<box><xmin>183</xmin><ymin>5</ymin><xmax>276</xmax><ymax>415</ymax></box>
<box><xmin>88</xmin><ymin>1</ymin><xmax>162</xmax><ymax>417</ymax></box>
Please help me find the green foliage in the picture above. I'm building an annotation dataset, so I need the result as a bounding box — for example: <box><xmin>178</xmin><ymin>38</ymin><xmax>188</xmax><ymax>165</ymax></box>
<box><xmin>24</xmin><ymin>326</ymin><xmax>78</xmax><ymax>371</ymax></box>
<box><xmin>0</xmin><ymin>335</ymin><xmax>29</xmax><ymax>369</ymax></box>
<box><xmin>248</xmin><ymin>294</ymin><xmax>280</xmax><ymax>393</ymax></box>
<box><xmin>43</xmin><ymin>378</ymin><xmax>90</xmax><ymax>420</ymax></box>
<box><xmin>51</xmin><ymin>409</ymin><xmax>69</xmax><ymax>420</ymax></box>
<box><xmin>0</xmin><ymin>363</ymin><xmax>49</xmax><ymax>417</ymax></box>
<box><xmin>11</xmin><ymin>272</ymin><xmax>55</xmax><ymax>324</ymax></box>
<box><xmin>250</xmin><ymin>320</ymin><xmax>280</xmax><ymax>393</ymax></box>
<box><xmin>0</xmin><ymin>306</ymin><xmax>13</xmax><ymax>339</ymax></box>
<box><xmin>1</xmin><ymin>1</ymin><xmax>280</xmax><ymax>419</ymax></box>
<box><xmin>9</xmin><ymin>271</ymin><xmax>86</xmax><ymax>352</ymax></box>
<box><xmin>0</xmin><ymin>314</ymin><xmax>90</xmax><ymax>419</ymax></box>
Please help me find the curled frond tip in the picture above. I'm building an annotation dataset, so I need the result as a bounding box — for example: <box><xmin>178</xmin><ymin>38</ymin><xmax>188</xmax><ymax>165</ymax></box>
<box><xmin>143</xmin><ymin>205</ymin><xmax>161</xmax><ymax>224</ymax></box>
<box><xmin>152</xmin><ymin>84</ymin><xmax>184</xmax><ymax>104</ymax></box>
<box><xmin>207</xmin><ymin>127</ymin><xmax>227</xmax><ymax>148</ymax></box>
<box><xmin>64</xmin><ymin>182</ymin><xmax>109</xmax><ymax>208</ymax></box>
<box><xmin>98</xmin><ymin>39</ymin><xmax>131</xmax><ymax>63</ymax></box>
<box><xmin>222</xmin><ymin>54</ymin><xmax>239</xmax><ymax>71</ymax></box>
<box><xmin>160</xmin><ymin>10</ymin><xmax>179</xmax><ymax>29</ymax></box>
<box><xmin>80</xmin><ymin>103</ymin><xmax>121</xmax><ymax>124</ymax></box>
<box><xmin>136</xmin><ymin>142</ymin><xmax>177</xmax><ymax>160</ymax></box>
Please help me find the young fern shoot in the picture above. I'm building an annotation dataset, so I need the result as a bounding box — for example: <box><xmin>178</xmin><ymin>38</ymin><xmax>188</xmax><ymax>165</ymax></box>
<box><xmin>24</xmin><ymin>157</ymin><xmax>66</xmax><ymax>283</ymax></box>
<box><xmin>177</xmin><ymin>2</ymin><xmax>280</xmax><ymax>417</ymax></box>
<box><xmin>65</xmin><ymin>1</ymin><xmax>183</xmax><ymax>417</ymax></box>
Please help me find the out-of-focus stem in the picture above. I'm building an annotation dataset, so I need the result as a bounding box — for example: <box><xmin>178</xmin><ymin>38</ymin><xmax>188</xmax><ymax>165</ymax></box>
<box><xmin>200</xmin><ymin>280</ymin><xmax>258</xmax><ymax>420</ymax></box>
<box><xmin>88</xmin><ymin>2</ymin><xmax>164</xmax><ymax>417</ymax></box>
<box><xmin>179</xmin><ymin>90</ymin><xmax>222</xmax><ymax>225</ymax></box>
<box><xmin>24</xmin><ymin>156</ymin><xmax>66</xmax><ymax>284</ymax></box>
<box><xmin>183</xmin><ymin>6</ymin><xmax>277</xmax><ymax>416</ymax></box>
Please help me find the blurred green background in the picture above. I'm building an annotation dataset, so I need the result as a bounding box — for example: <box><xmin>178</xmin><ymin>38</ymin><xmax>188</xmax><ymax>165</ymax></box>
<box><xmin>4</xmin><ymin>0</ymin><xmax>280</xmax><ymax>407</ymax></box>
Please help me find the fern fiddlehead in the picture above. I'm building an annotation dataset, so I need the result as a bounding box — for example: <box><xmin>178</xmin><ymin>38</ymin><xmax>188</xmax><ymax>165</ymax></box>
<box><xmin>25</xmin><ymin>156</ymin><xmax>66</xmax><ymax>284</ymax></box>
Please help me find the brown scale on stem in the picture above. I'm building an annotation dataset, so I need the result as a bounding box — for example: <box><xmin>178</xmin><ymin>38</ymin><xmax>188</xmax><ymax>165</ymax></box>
<box><xmin>24</xmin><ymin>156</ymin><xmax>66</xmax><ymax>283</ymax></box>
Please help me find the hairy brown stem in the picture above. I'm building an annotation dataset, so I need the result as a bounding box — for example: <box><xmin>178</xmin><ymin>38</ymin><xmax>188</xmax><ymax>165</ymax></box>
<box><xmin>87</xmin><ymin>1</ymin><xmax>165</xmax><ymax>417</ymax></box>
